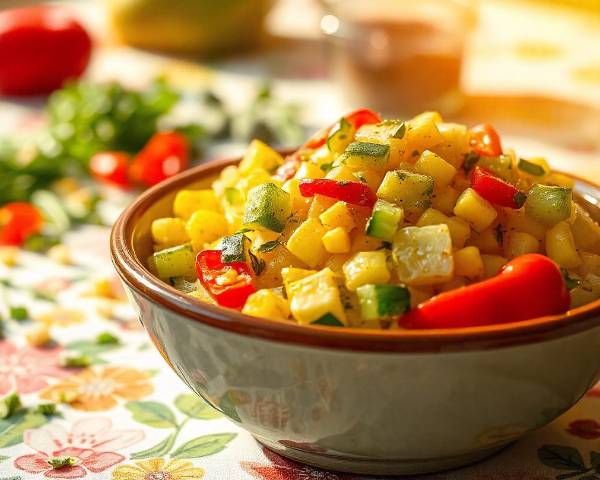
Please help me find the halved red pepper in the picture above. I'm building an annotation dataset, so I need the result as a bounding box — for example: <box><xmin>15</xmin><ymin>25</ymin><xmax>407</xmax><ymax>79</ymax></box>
<box><xmin>299</xmin><ymin>179</ymin><xmax>377</xmax><ymax>208</ymax></box>
<box><xmin>275</xmin><ymin>108</ymin><xmax>382</xmax><ymax>181</ymax></box>
<box><xmin>469</xmin><ymin>123</ymin><xmax>502</xmax><ymax>157</ymax></box>
<box><xmin>400</xmin><ymin>254</ymin><xmax>570</xmax><ymax>329</ymax></box>
<box><xmin>196</xmin><ymin>250</ymin><xmax>256</xmax><ymax>309</ymax></box>
<box><xmin>471</xmin><ymin>166</ymin><xmax>526</xmax><ymax>209</ymax></box>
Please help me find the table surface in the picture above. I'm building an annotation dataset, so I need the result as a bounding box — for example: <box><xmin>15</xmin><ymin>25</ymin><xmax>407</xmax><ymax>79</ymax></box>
<box><xmin>1</xmin><ymin>1</ymin><xmax>600</xmax><ymax>479</ymax></box>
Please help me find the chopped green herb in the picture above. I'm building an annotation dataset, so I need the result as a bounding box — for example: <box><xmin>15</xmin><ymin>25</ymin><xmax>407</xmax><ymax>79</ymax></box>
<box><xmin>35</xmin><ymin>403</ymin><xmax>58</xmax><ymax>415</ymax></box>
<box><xmin>0</xmin><ymin>392</ymin><xmax>22</xmax><ymax>419</ymax></box>
<box><xmin>9</xmin><ymin>306</ymin><xmax>28</xmax><ymax>321</ymax></box>
<box><xmin>257</xmin><ymin>240</ymin><xmax>281</xmax><ymax>253</ymax></box>
<box><xmin>249</xmin><ymin>251</ymin><xmax>266</xmax><ymax>276</ymax></box>
<box><xmin>235</xmin><ymin>227</ymin><xmax>253</xmax><ymax>234</ymax></box>
<box><xmin>495</xmin><ymin>224</ymin><xmax>506</xmax><ymax>246</ymax></box>
<box><xmin>320</xmin><ymin>162</ymin><xmax>334</xmax><ymax>173</ymax></box>
<box><xmin>355</xmin><ymin>173</ymin><xmax>368</xmax><ymax>183</ymax></box>
<box><xmin>47</xmin><ymin>456</ymin><xmax>78</xmax><ymax>469</ymax></box>
<box><xmin>562</xmin><ymin>269</ymin><xmax>581</xmax><ymax>290</ymax></box>
<box><xmin>96</xmin><ymin>332</ymin><xmax>120</xmax><ymax>345</ymax></box>
<box><xmin>60</xmin><ymin>354</ymin><xmax>91</xmax><ymax>368</ymax></box>
<box><xmin>462</xmin><ymin>152</ymin><xmax>480</xmax><ymax>173</ymax></box>
<box><xmin>518</xmin><ymin>158</ymin><xmax>546</xmax><ymax>176</ymax></box>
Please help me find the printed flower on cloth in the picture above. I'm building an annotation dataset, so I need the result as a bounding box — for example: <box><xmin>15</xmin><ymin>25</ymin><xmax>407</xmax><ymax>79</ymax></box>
<box><xmin>14</xmin><ymin>417</ymin><xmax>144</xmax><ymax>478</ymax></box>
<box><xmin>0</xmin><ymin>340</ymin><xmax>70</xmax><ymax>395</ymax></box>
<box><xmin>40</xmin><ymin>366</ymin><xmax>153</xmax><ymax>411</ymax></box>
<box><xmin>36</xmin><ymin>307</ymin><xmax>85</xmax><ymax>327</ymax></box>
<box><xmin>112</xmin><ymin>458</ymin><xmax>204</xmax><ymax>480</ymax></box>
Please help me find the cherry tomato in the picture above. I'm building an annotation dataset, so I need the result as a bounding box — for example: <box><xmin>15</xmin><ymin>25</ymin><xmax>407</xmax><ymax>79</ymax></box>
<box><xmin>0</xmin><ymin>202</ymin><xmax>43</xmax><ymax>246</ymax></box>
<box><xmin>90</xmin><ymin>151</ymin><xmax>131</xmax><ymax>188</ymax></box>
<box><xmin>345</xmin><ymin>108</ymin><xmax>382</xmax><ymax>130</ymax></box>
<box><xmin>0</xmin><ymin>6</ymin><xmax>92</xmax><ymax>96</ymax></box>
<box><xmin>130</xmin><ymin>132</ymin><xmax>190</xmax><ymax>187</ymax></box>
<box><xmin>469</xmin><ymin>123</ymin><xmax>502</xmax><ymax>157</ymax></box>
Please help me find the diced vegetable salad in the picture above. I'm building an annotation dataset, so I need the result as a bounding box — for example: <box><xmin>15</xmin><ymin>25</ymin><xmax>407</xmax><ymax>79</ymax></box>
<box><xmin>147</xmin><ymin>109</ymin><xmax>600</xmax><ymax>329</ymax></box>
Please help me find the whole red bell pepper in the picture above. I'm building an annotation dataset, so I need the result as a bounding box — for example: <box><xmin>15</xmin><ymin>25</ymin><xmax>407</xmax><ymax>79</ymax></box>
<box><xmin>299</xmin><ymin>179</ymin><xmax>377</xmax><ymax>208</ymax></box>
<box><xmin>469</xmin><ymin>123</ymin><xmax>502</xmax><ymax>157</ymax></box>
<box><xmin>0</xmin><ymin>6</ymin><xmax>92</xmax><ymax>96</ymax></box>
<box><xmin>471</xmin><ymin>167</ymin><xmax>526</xmax><ymax>209</ymax></box>
<box><xmin>275</xmin><ymin>108</ymin><xmax>382</xmax><ymax>181</ymax></box>
<box><xmin>0</xmin><ymin>202</ymin><xmax>43</xmax><ymax>246</ymax></box>
<box><xmin>196</xmin><ymin>250</ymin><xmax>256</xmax><ymax>309</ymax></box>
<box><xmin>400</xmin><ymin>254</ymin><xmax>570</xmax><ymax>329</ymax></box>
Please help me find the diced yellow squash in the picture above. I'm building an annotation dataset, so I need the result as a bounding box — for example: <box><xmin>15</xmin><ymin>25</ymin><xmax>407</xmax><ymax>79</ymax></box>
<box><xmin>416</xmin><ymin>208</ymin><xmax>470</xmax><ymax>248</ymax></box>
<box><xmin>235</xmin><ymin>168</ymin><xmax>274</xmax><ymax>193</ymax></box>
<box><xmin>294</xmin><ymin>161</ymin><xmax>324</xmax><ymax>180</ymax></box>
<box><xmin>286</xmin><ymin>218</ymin><xmax>328</xmax><ymax>268</ymax></box>
<box><xmin>211</xmin><ymin>165</ymin><xmax>239</xmax><ymax>197</ymax></box>
<box><xmin>453</xmin><ymin>246</ymin><xmax>484</xmax><ymax>278</ymax></box>
<box><xmin>282</xmin><ymin>179</ymin><xmax>310</xmax><ymax>218</ymax></box>
<box><xmin>308</xmin><ymin>194</ymin><xmax>337</xmax><ymax>219</ymax></box>
<box><xmin>546</xmin><ymin>221</ymin><xmax>582</xmax><ymax>268</ymax></box>
<box><xmin>377</xmin><ymin>170</ymin><xmax>434</xmax><ymax>214</ymax></box>
<box><xmin>454</xmin><ymin>188</ymin><xmax>498</xmax><ymax>233</ymax></box>
<box><xmin>505</xmin><ymin>231</ymin><xmax>540</xmax><ymax>258</ymax></box>
<box><xmin>351</xmin><ymin>232</ymin><xmax>383</xmax><ymax>252</ymax></box>
<box><xmin>287</xmin><ymin>268</ymin><xmax>347</xmax><ymax>325</ymax></box>
<box><xmin>174</xmin><ymin>189</ymin><xmax>220</xmax><ymax>219</ymax></box>
<box><xmin>312</xmin><ymin>144</ymin><xmax>335</xmax><ymax>168</ymax></box>
<box><xmin>405</xmin><ymin>113</ymin><xmax>444</xmax><ymax>155</ymax></box>
<box><xmin>468</xmin><ymin>226</ymin><xmax>503</xmax><ymax>255</ymax></box>
<box><xmin>580</xmin><ymin>252</ymin><xmax>600</xmax><ymax>277</ymax></box>
<box><xmin>186</xmin><ymin>210</ymin><xmax>229</xmax><ymax>251</ymax></box>
<box><xmin>322</xmin><ymin>227</ymin><xmax>351</xmax><ymax>254</ymax></box>
<box><xmin>501</xmin><ymin>208</ymin><xmax>546</xmax><ymax>241</ymax></box>
<box><xmin>429</xmin><ymin>123</ymin><xmax>469</xmax><ymax>169</ymax></box>
<box><xmin>570</xmin><ymin>274</ymin><xmax>600</xmax><ymax>309</ymax></box>
<box><xmin>326</xmin><ymin>165</ymin><xmax>357</xmax><ymax>182</ymax></box>
<box><xmin>414</xmin><ymin>150</ymin><xmax>457</xmax><ymax>188</ymax></box>
<box><xmin>571</xmin><ymin>204</ymin><xmax>600</xmax><ymax>252</ymax></box>
<box><xmin>282</xmin><ymin>267</ymin><xmax>317</xmax><ymax>297</ymax></box>
<box><xmin>412</xmin><ymin>111</ymin><xmax>443</xmax><ymax>124</ymax></box>
<box><xmin>342</xmin><ymin>251</ymin><xmax>390</xmax><ymax>291</ymax></box>
<box><xmin>319</xmin><ymin>201</ymin><xmax>355</xmax><ymax>231</ymax></box>
<box><xmin>431</xmin><ymin>185</ymin><xmax>460</xmax><ymax>216</ymax></box>
<box><xmin>151</xmin><ymin>217</ymin><xmax>189</xmax><ymax>247</ymax></box>
<box><xmin>481</xmin><ymin>254</ymin><xmax>508</xmax><ymax>278</ymax></box>
<box><xmin>242</xmin><ymin>289</ymin><xmax>290</xmax><ymax>321</ymax></box>
<box><xmin>354</xmin><ymin>120</ymin><xmax>407</xmax><ymax>168</ymax></box>
<box><xmin>392</xmin><ymin>224</ymin><xmax>454</xmax><ymax>286</ymax></box>
<box><xmin>238</xmin><ymin>139</ymin><xmax>284</xmax><ymax>175</ymax></box>
<box><xmin>352</xmin><ymin>169</ymin><xmax>384</xmax><ymax>192</ymax></box>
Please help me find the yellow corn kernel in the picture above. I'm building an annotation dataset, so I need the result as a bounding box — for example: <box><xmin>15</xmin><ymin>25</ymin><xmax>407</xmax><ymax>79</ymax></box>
<box><xmin>481</xmin><ymin>254</ymin><xmax>508</xmax><ymax>278</ymax></box>
<box><xmin>151</xmin><ymin>217</ymin><xmax>190</xmax><ymax>247</ymax></box>
<box><xmin>414</xmin><ymin>150</ymin><xmax>457</xmax><ymax>188</ymax></box>
<box><xmin>186</xmin><ymin>210</ymin><xmax>229</xmax><ymax>251</ymax></box>
<box><xmin>453</xmin><ymin>246</ymin><xmax>484</xmax><ymax>278</ymax></box>
<box><xmin>286</xmin><ymin>218</ymin><xmax>328</xmax><ymax>268</ymax></box>
<box><xmin>431</xmin><ymin>185</ymin><xmax>460</xmax><ymax>215</ymax></box>
<box><xmin>546</xmin><ymin>221</ymin><xmax>582</xmax><ymax>268</ymax></box>
<box><xmin>26</xmin><ymin>324</ymin><xmax>51</xmax><ymax>347</ymax></box>
<box><xmin>242</xmin><ymin>289</ymin><xmax>290</xmax><ymax>321</ymax></box>
<box><xmin>322</xmin><ymin>227</ymin><xmax>351</xmax><ymax>254</ymax></box>
<box><xmin>343</xmin><ymin>251</ymin><xmax>390</xmax><ymax>291</ymax></box>
<box><xmin>416</xmin><ymin>208</ymin><xmax>470</xmax><ymax>248</ymax></box>
<box><xmin>319</xmin><ymin>201</ymin><xmax>355</xmax><ymax>231</ymax></box>
<box><xmin>174</xmin><ymin>190</ymin><xmax>220</xmax><ymax>219</ymax></box>
<box><xmin>454</xmin><ymin>188</ymin><xmax>498</xmax><ymax>233</ymax></box>
<box><xmin>294</xmin><ymin>161</ymin><xmax>324</xmax><ymax>180</ymax></box>
<box><xmin>505</xmin><ymin>231</ymin><xmax>540</xmax><ymax>259</ymax></box>
<box><xmin>238</xmin><ymin>139</ymin><xmax>284</xmax><ymax>175</ymax></box>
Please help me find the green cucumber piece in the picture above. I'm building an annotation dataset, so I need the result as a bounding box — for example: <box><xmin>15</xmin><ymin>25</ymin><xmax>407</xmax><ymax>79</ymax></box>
<box><xmin>221</xmin><ymin>233</ymin><xmax>250</xmax><ymax>263</ymax></box>
<box><xmin>518</xmin><ymin>158</ymin><xmax>546</xmax><ymax>176</ymax></box>
<box><xmin>153</xmin><ymin>243</ymin><xmax>196</xmax><ymax>280</ymax></box>
<box><xmin>377</xmin><ymin>170</ymin><xmax>434</xmax><ymax>212</ymax></box>
<box><xmin>342</xmin><ymin>142</ymin><xmax>390</xmax><ymax>170</ymax></box>
<box><xmin>365</xmin><ymin>200</ymin><xmax>403</xmax><ymax>241</ymax></box>
<box><xmin>356</xmin><ymin>284</ymin><xmax>411</xmax><ymax>321</ymax></box>
<box><xmin>327</xmin><ymin>117</ymin><xmax>354</xmax><ymax>153</ymax></box>
<box><xmin>355</xmin><ymin>119</ymin><xmax>405</xmax><ymax>142</ymax></box>
<box><xmin>243</xmin><ymin>183</ymin><xmax>291</xmax><ymax>233</ymax></box>
<box><xmin>312</xmin><ymin>313</ymin><xmax>344</xmax><ymax>327</ymax></box>
<box><xmin>478</xmin><ymin>154</ymin><xmax>513</xmax><ymax>181</ymax></box>
<box><xmin>524</xmin><ymin>184</ymin><xmax>572</xmax><ymax>226</ymax></box>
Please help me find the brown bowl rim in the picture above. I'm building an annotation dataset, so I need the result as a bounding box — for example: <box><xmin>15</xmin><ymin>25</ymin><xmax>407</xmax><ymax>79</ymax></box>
<box><xmin>110</xmin><ymin>152</ymin><xmax>600</xmax><ymax>353</ymax></box>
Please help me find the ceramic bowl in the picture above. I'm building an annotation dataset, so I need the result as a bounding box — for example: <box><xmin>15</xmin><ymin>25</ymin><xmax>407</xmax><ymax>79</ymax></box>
<box><xmin>111</xmin><ymin>155</ymin><xmax>600</xmax><ymax>476</ymax></box>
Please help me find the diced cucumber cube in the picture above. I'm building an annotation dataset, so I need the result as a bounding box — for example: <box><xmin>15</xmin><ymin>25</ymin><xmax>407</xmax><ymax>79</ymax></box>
<box><xmin>356</xmin><ymin>284</ymin><xmax>411</xmax><ymax>321</ymax></box>
<box><xmin>342</xmin><ymin>142</ymin><xmax>390</xmax><ymax>170</ymax></box>
<box><xmin>243</xmin><ymin>183</ymin><xmax>291</xmax><ymax>233</ymax></box>
<box><xmin>221</xmin><ymin>233</ymin><xmax>250</xmax><ymax>263</ymax></box>
<box><xmin>153</xmin><ymin>243</ymin><xmax>196</xmax><ymax>280</ymax></box>
<box><xmin>524</xmin><ymin>184</ymin><xmax>572</xmax><ymax>226</ymax></box>
<box><xmin>365</xmin><ymin>200</ymin><xmax>404</xmax><ymax>241</ymax></box>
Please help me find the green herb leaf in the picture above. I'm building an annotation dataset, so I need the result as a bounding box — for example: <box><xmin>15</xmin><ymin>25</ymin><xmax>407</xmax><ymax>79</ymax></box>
<box><xmin>0</xmin><ymin>411</ymin><xmax>48</xmax><ymax>448</ymax></box>
<box><xmin>95</xmin><ymin>332</ymin><xmax>120</xmax><ymax>345</ymax></box>
<box><xmin>462</xmin><ymin>152</ymin><xmax>480</xmax><ymax>173</ymax></box>
<box><xmin>249</xmin><ymin>251</ymin><xmax>266</xmax><ymax>276</ymax></box>
<box><xmin>0</xmin><ymin>393</ymin><xmax>22</xmax><ymax>419</ymax></box>
<box><xmin>518</xmin><ymin>158</ymin><xmax>546</xmax><ymax>176</ymax></box>
<box><xmin>125</xmin><ymin>401</ymin><xmax>178</xmax><ymax>429</ymax></box>
<box><xmin>34</xmin><ymin>404</ymin><xmax>57</xmax><ymax>416</ymax></box>
<box><xmin>257</xmin><ymin>240</ymin><xmax>280</xmax><ymax>253</ymax></box>
<box><xmin>320</xmin><ymin>162</ymin><xmax>334</xmax><ymax>173</ymax></box>
<box><xmin>130</xmin><ymin>433</ymin><xmax>176</xmax><ymax>459</ymax></box>
<box><xmin>175</xmin><ymin>394</ymin><xmax>222</xmax><ymax>420</ymax></box>
<box><xmin>60</xmin><ymin>354</ymin><xmax>91</xmax><ymax>368</ymax></box>
<box><xmin>537</xmin><ymin>444</ymin><xmax>585</xmax><ymax>471</ymax></box>
<box><xmin>9</xmin><ymin>306</ymin><xmax>28</xmax><ymax>321</ymax></box>
<box><xmin>562</xmin><ymin>269</ymin><xmax>581</xmax><ymax>290</ymax></box>
<box><xmin>170</xmin><ymin>433</ymin><xmax>237</xmax><ymax>459</ymax></box>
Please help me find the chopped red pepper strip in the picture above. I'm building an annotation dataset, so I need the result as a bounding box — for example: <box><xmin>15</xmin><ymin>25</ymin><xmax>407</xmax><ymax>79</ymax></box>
<box><xmin>471</xmin><ymin>166</ymin><xmax>526</xmax><ymax>209</ymax></box>
<box><xmin>275</xmin><ymin>108</ymin><xmax>381</xmax><ymax>181</ymax></box>
<box><xmin>400</xmin><ymin>254</ymin><xmax>570</xmax><ymax>329</ymax></box>
<box><xmin>0</xmin><ymin>202</ymin><xmax>42</xmax><ymax>246</ymax></box>
<box><xmin>195</xmin><ymin>250</ymin><xmax>256</xmax><ymax>309</ymax></box>
<box><xmin>299</xmin><ymin>179</ymin><xmax>377</xmax><ymax>208</ymax></box>
<box><xmin>469</xmin><ymin>123</ymin><xmax>502</xmax><ymax>157</ymax></box>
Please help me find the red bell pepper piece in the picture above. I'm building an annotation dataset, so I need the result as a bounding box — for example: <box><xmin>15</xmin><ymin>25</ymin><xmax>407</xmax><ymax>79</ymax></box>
<box><xmin>299</xmin><ymin>179</ymin><xmax>377</xmax><ymax>208</ymax></box>
<box><xmin>400</xmin><ymin>254</ymin><xmax>570</xmax><ymax>329</ymax></box>
<box><xmin>471</xmin><ymin>167</ymin><xmax>526</xmax><ymax>209</ymax></box>
<box><xmin>195</xmin><ymin>250</ymin><xmax>256</xmax><ymax>309</ymax></box>
<box><xmin>275</xmin><ymin>108</ymin><xmax>382</xmax><ymax>181</ymax></box>
<box><xmin>129</xmin><ymin>131</ymin><xmax>190</xmax><ymax>187</ymax></box>
<box><xmin>469</xmin><ymin>123</ymin><xmax>502</xmax><ymax>157</ymax></box>
<box><xmin>90</xmin><ymin>151</ymin><xmax>132</xmax><ymax>189</ymax></box>
<box><xmin>0</xmin><ymin>202</ymin><xmax>43</xmax><ymax>246</ymax></box>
